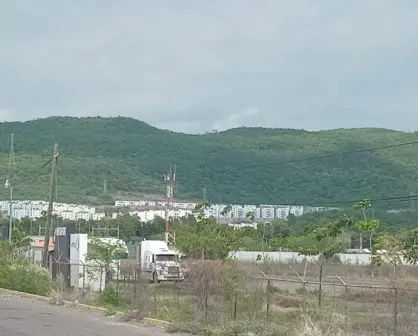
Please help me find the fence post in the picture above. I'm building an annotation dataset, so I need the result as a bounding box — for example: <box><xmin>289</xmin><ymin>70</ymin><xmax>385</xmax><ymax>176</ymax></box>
<box><xmin>116</xmin><ymin>262</ymin><xmax>120</xmax><ymax>292</ymax></box>
<box><xmin>233</xmin><ymin>288</ymin><xmax>237</xmax><ymax>321</ymax></box>
<box><xmin>336</xmin><ymin>276</ymin><xmax>348</xmax><ymax>332</ymax></box>
<box><xmin>153</xmin><ymin>283</ymin><xmax>157</xmax><ymax>315</ymax></box>
<box><xmin>393</xmin><ymin>286</ymin><xmax>398</xmax><ymax>336</ymax></box>
<box><xmin>82</xmin><ymin>264</ymin><xmax>85</xmax><ymax>291</ymax></box>
<box><xmin>204</xmin><ymin>281</ymin><xmax>209</xmax><ymax>321</ymax></box>
<box><xmin>266</xmin><ymin>279</ymin><xmax>270</xmax><ymax>323</ymax></box>
<box><xmin>296</xmin><ymin>272</ymin><xmax>307</xmax><ymax>309</ymax></box>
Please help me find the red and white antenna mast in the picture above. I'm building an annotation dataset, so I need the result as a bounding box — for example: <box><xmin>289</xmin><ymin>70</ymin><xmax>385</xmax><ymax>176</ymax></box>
<box><xmin>164</xmin><ymin>164</ymin><xmax>176</xmax><ymax>246</ymax></box>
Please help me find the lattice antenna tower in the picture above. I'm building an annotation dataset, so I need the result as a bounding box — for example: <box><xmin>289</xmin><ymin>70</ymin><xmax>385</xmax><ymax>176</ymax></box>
<box><xmin>8</xmin><ymin>133</ymin><xmax>16</xmax><ymax>179</ymax></box>
<box><xmin>164</xmin><ymin>163</ymin><xmax>176</xmax><ymax>246</ymax></box>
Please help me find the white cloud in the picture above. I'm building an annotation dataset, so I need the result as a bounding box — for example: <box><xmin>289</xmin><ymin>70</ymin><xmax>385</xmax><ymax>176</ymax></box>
<box><xmin>0</xmin><ymin>1</ymin><xmax>418</xmax><ymax>133</ymax></box>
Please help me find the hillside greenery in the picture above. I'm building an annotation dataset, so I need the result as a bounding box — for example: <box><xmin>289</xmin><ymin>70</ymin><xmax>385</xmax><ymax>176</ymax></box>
<box><xmin>0</xmin><ymin>116</ymin><xmax>417</xmax><ymax>207</ymax></box>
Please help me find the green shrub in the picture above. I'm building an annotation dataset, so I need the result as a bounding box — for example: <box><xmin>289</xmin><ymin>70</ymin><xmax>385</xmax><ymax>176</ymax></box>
<box><xmin>0</xmin><ymin>260</ymin><xmax>52</xmax><ymax>296</ymax></box>
<box><xmin>98</xmin><ymin>287</ymin><xmax>123</xmax><ymax>307</ymax></box>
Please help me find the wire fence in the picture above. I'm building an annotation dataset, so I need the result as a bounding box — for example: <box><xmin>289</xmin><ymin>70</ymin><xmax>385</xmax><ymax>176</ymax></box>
<box><xmin>44</xmin><ymin>260</ymin><xmax>418</xmax><ymax>335</ymax></box>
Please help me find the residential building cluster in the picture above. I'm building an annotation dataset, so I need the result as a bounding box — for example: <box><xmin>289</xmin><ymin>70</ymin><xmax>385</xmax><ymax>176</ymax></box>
<box><xmin>114</xmin><ymin>200</ymin><xmax>331</xmax><ymax>221</ymax></box>
<box><xmin>115</xmin><ymin>200</ymin><xmax>196</xmax><ymax>209</ymax></box>
<box><xmin>112</xmin><ymin>209</ymin><xmax>193</xmax><ymax>222</ymax></box>
<box><xmin>0</xmin><ymin>199</ymin><xmax>332</xmax><ymax>223</ymax></box>
<box><xmin>0</xmin><ymin>200</ymin><xmax>105</xmax><ymax>221</ymax></box>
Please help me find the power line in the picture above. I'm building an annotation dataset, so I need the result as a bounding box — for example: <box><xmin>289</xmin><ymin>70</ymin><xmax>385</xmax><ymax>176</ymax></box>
<box><xmin>211</xmin><ymin>139</ymin><xmax>418</xmax><ymax>176</ymax></box>
<box><xmin>204</xmin><ymin>139</ymin><xmax>418</xmax><ymax>205</ymax></box>
<box><xmin>272</xmin><ymin>140</ymin><xmax>418</xmax><ymax>165</ymax></box>
<box><xmin>270</xmin><ymin>194</ymin><xmax>418</xmax><ymax>208</ymax></box>
<box><xmin>10</xmin><ymin>157</ymin><xmax>53</xmax><ymax>187</ymax></box>
<box><xmin>269</xmin><ymin>170</ymin><xmax>413</xmax><ymax>197</ymax></box>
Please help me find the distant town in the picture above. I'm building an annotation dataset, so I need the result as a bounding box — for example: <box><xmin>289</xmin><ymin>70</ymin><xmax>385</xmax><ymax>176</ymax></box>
<box><xmin>0</xmin><ymin>199</ymin><xmax>337</xmax><ymax>222</ymax></box>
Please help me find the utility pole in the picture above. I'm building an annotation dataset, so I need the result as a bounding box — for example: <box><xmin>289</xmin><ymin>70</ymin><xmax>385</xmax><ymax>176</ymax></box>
<box><xmin>164</xmin><ymin>164</ymin><xmax>176</xmax><ymax>246</ymax></box>
<box><xmin>5</xmin><ymin>133</ymin><xmax>16</xmax><ymax>242</ymax></box>
<box><xmin>41</xmin><ymin>144</ymin><xmax>59</xmax><ymax>268</ymax></box>
<box><xmin>410</xmin><ymin>192</ymin><xmax>416</xmax><ymax>211</ymax></box>
<box><xmin>8</xmin><ymin>133</ymin><xmax>16</xmax><ymax>173</ymax></box>
<box><xmin>103</xmin><ymin>179</ymin><xmax>108</xmax><ymax>195</ymax></box>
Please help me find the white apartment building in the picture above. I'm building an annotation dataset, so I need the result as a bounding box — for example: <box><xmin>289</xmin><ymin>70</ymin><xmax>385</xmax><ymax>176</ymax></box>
<box><xmin>204</xmin><ymin>204</ymin><xmax>222</xmax><ymax>218</ymax></box>
<box><xmin>113</xmin><ymin>199</ymin><xmax>310</xmax><ymax>221</ymax></box>
<box><xmin>115</xmin><ymin>200</ymin><xmax>197</xmax><ymax>209</ymax></box>
<box><xmin>112</xmin><ymin>209</ymin><xmax>193</xmax><ymax>222</ymax></box>
<box><xmin>242</xmin><ymin>204</ymin><xmax>257</xmax><ymax>217</ymax></box>
<box><xmin>260</xmin><ymin>207</ymin><xmax>275</xmax><ymax>220</ymax></box>
<box><xmin>171</xmin><ymin>202</ymin><xmax>196</xmax><ymax>209</ymax></box>
<box><xmin>0</xmin><ymin>200</ymin><xmax>105</xmax><ymax>222</ymax></box>
<box><xmin>290</xmin><ymin>206</ymin><xmax>304</xmax><ymax>217</ymax></box>
<box><xmin>275</xmin><ymin>206</ymin><xmax>290</xmax><ymax>219</ymax></box>
<box><xmin>231</xmin><ymin>206</ymin><xmax>244</xmax><ymax>218</ymax></box>
<box><xmin>0</xmin><ymin>198</ymin><xmax>313</xmax><ymax>225</ymax></box>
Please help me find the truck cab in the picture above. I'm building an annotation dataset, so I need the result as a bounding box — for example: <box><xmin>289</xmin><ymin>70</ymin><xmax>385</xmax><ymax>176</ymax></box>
<box><xmin>140</xmin><ymin>240</ymin><xmax>184</xmax><ymax>282</ymax></box>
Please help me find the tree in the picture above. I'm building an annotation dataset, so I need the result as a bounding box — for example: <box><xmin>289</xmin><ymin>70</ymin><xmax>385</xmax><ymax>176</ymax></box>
<box><xmin>291</xmin><ymin>220</ymin><xmax>346</xmax><ymax>307</ymax></box>
<box><xmin>353</xmin><ymin>200</ymin><xmax>372</xmax><ymax>250</ymax></box>
<box><xmin>394</xmin><ymin>228</ymin><xmax>418</xmax><ymax>268</ymax></box>
<box><xmin>175</xmin><ymin>202</ymin><xmax>244</xmax><ymax>260</ymax></box>
<box><xmin>0</xmin><ymin>226</ymin><xmax>33</xmax><ymax>260</ymax></box>
<box><xmin>85</xmin><ymin>238</ymin><xmax>126</xmax><ymax>280</ymax></box>
<box><xmin>11</xmin><ymin>227</ymin><xmax>32</xmax><ymax>251</ymax></box>
<box><xmin>246</xmin><ymin>211</ymin><xmax>255</xmax><ymax>221</ymax></box>
<box><xmin>117</xmin><ymin>214</ymin><xmax>140</xmax><ymax>243</ymax></box>
<box><xmin>355</xmin><ymin>219</ymin><xmax>380</xmax><ymax>252</ymax></box>
<box><xmin>372</xmin><ymin>233</ymin><xmax>407</xmax><ymax>279</ymax></box>
<box><xmin>220</xmin><ymin>204</ymin><xmax>232</xmax><ymax>217</ymax></box>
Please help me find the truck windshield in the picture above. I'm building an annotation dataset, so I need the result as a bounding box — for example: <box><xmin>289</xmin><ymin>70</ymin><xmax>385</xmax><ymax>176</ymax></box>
<box><xmin>155</xmin><ymin>254</ymin><xmax>176</xmax><ymax>262</ymax></box>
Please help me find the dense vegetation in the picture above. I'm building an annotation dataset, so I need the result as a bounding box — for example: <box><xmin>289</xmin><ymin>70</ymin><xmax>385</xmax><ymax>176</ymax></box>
<box><xmin>5</xmin><ymin>198</ymin><xmax>417</xmax><ymax>249</ymax></box>
<box><xmin>1</xmin><ymin>116</ymin><xmax>418</xmax><ymax>207</ymax></box>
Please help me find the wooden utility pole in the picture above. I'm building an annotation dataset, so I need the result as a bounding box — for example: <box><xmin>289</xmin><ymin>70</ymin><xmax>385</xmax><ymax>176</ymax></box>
<box><xmin>41</xmin><ymin>143</ymin><xmax>59</xmax><ymax>268</ymax></box>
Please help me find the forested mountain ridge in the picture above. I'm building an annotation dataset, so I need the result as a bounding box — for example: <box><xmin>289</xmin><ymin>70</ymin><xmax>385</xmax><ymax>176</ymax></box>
<box><xmin>0</xmin><ymin>116</ymin><xmax>417</xmax><ymax>207</ymax></box>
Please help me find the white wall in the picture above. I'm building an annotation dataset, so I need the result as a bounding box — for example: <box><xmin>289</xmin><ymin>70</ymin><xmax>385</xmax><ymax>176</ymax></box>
<box><xmin>230</xmin><ymin>251</ymin><xmax>372</xmax><ymax>265</ymax></box>
<box><xmin>70</xmin><ymin>233</ymin><xmax>105</xmax><ymax>291</ymax></box>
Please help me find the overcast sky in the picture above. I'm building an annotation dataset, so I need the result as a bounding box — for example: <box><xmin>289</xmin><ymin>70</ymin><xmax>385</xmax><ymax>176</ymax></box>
<box><xmin>1</xmin><ymin>1</ymin><xmax>418</xmax><ymax>134</ymax></box>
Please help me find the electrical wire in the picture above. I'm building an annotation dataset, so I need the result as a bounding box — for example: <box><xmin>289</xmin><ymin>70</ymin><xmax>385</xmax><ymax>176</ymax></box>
<box><xmin>270</xmin><ymin>140</ymin><xmax>418</xmax><ymax>165</ymax></box>
<box><xmin>10</xmin><ymin>157</ymin><xmax>53</xmax><ymax>186</ymax></box>
<box><xmin>215</xmin><ymin>139</ymin><xmax>418</xmax><ymax>178</ymax></box>
<box><xmin>258</xmin><ymin>194</ymin><xmax>418</xmax><ymax>208</ymax></box>
<box><xmin>208</xmin><ymin>139</ymin><xmax>418</xmax><ymax>206</ymax></box>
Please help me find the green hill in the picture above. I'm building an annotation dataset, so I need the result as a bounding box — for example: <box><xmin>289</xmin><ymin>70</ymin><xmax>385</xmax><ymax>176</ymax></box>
<box><xmin>0</xmin><ymin>116</ymin><xmax>417</xmax><ymax>208</ymax></box>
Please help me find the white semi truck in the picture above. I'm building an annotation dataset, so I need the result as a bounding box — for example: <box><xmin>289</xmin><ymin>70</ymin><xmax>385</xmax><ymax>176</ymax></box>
<box><xmin>138</xmin><ymin>240</ymin><xmax>184</xmax><ymax>283</ymax></box>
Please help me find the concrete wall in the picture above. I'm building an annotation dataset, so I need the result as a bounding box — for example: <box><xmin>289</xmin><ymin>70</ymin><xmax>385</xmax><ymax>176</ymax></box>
<box><xmin>70</xmin><ymin>234</ymin><xmax>105</xmax><ymax>291</ymax></box>
<box><xmin>230</xmin><ymin>251</ymin><xmax>372</xmax><ymax>265</ymax></box>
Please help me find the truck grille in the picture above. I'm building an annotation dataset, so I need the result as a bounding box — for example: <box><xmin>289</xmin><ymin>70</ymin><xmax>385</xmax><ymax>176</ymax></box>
<box><xmin>168</xmin><ymin>266</ymin><xmax>180</xmax><ymax>275</ymax></box>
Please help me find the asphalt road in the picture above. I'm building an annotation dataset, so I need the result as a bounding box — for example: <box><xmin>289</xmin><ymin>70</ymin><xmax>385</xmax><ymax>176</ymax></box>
<box><xmin>0</xmin><ymin>294</ymin><xmax>172</xmax><ymax>336</ymax></box>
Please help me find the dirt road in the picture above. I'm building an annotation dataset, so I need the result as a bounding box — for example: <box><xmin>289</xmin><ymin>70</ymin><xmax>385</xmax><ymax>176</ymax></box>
<box><xmin>0</xmin><ymin>294</ymin><xmax>173</xmax><ymax>336</ymax></box>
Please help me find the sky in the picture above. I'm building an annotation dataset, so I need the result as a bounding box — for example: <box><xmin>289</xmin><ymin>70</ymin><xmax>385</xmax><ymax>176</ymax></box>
<box><xmin>1</xmin><ymin>1</ymin><xmax>418</xmax><ymax>134</ymax></box>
